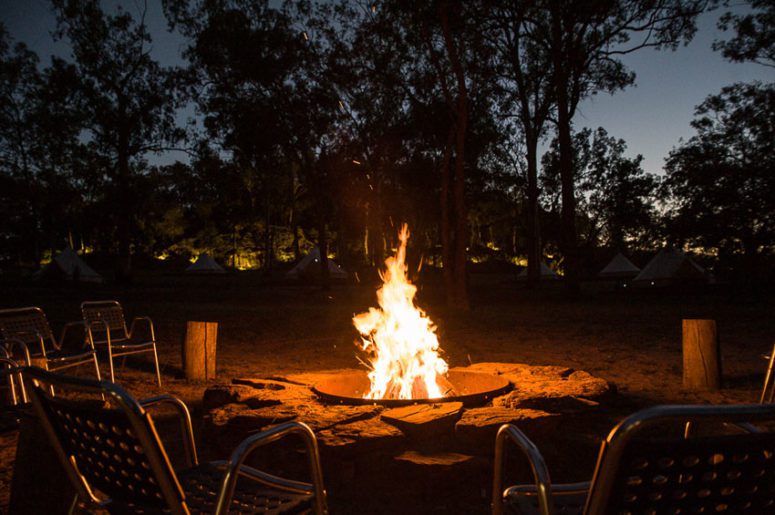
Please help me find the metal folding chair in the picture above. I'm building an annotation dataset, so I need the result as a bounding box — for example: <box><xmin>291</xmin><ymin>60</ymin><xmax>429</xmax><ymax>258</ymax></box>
<box><xmin>81</xmin><ymin>300</ymin><xmax>162</xmax><ymax>386</ymax></box>
<box><xmin>0</xmin><ymin>307</ymin><xmax>100</xmax><ymax>380</ymax></box>
<box><xmin>493</xmin><ymin>403</ymin><xmax>775</xmax><ymax>515</ymax></box>
<box><xmin>24</xmin><ymin>367</ymin><xmax>327</xmax><ymax>515</ymax></box>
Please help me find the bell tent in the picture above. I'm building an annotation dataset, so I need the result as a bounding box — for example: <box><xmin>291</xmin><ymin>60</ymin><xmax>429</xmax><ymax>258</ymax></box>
<box><xmin>633</xmin><ymin>249</ymin><xmax>707</xmax><ymax>287</ymax></box>
<box><xmin>598</xmin><ymin>252</ymin><xmax>640</xmax><ymax>279</ymax></box>
<box><xmin>37</xmin><ymin>247</ymin><xmax>103</xmax><ymax>283</ymax></box>
<box><xmin>516</xmin><ymin>261</ymin><xmax>559</xmax><ymax>281</ymax></box>
<box><xmin>286</xmin><ymin>248</ymin><xmax>347</xmax><ymax>280</ymax></box>
<box><xmin>186</xmin><ymin>253</ymin><xmax>226</xmax><ymax>274</ymax></box>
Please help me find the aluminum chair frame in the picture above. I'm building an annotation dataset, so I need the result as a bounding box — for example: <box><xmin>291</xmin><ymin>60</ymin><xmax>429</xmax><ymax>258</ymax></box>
<box><xmin>0</xmin><ymin>307</ymin><xmax>100</xmax><ymax>380</ymax></box>
<box><xmin>493</xmin><ymin>403</ymin><xmax>775</xmax><ymax>515</ymax></box>
<box><xmin>761</xmin><ymin>342</ymin><xmax>775</xmax><ymax>403</ymax></box>
<box><xmin>24</xmin><ymin>367</ymin><xmax>327</xmax><ymax>515</ymax></box>
<box><xmin>81</xmin><ymin>300</ymin><xmax>162</xmax><ymax>386</ymax></box>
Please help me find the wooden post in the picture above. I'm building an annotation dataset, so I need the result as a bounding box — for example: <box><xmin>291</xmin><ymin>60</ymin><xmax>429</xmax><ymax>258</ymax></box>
<box><xmin>682</xmin><ymin>319</ymin><xmax>721</xmax><ymax>390</ymax></box>
<box><xmin>183</xmin><ymin>321</ymin><xmax>218</xmax><ymax>381</ymax></box>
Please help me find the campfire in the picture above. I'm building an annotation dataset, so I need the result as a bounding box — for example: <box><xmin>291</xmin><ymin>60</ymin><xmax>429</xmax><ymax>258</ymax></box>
<box><xmin>312</xmin><ymin>224</ymin><xmax>511</xmax><ymax>407</ymax></box>
<box><xmin>353</xmin><ymin>225</ymin><xmax>449</xmax><ymax>400</ymax></box>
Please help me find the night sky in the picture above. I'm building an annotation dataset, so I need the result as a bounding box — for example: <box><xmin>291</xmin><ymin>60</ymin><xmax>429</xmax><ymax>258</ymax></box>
<box><xmin>2</xmin><ymin>0</ymin><xmax>773</xmax><ymax>174</ymax></box>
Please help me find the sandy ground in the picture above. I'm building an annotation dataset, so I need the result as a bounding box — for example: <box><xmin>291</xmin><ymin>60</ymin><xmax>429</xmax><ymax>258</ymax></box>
<box><xmin>0</xmin><ymin>272</ymin><xmax>772</xmax><ymax>512</ymax></box>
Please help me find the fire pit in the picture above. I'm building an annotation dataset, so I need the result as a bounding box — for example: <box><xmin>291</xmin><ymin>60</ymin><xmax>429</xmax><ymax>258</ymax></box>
<box><xmin>203</xmin><ymin>362</ymin><xmax>614</xmax><ymax>514</ymax></box>
<box><xmin>311</xmin><ymin>369</ymin><xmax>512</xmax><ymax>407</ymax></box>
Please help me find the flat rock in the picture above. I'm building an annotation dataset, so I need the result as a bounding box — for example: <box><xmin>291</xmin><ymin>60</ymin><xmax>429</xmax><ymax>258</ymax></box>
<box><xmin>231</xmin><ymin>378</ymin><xmax>317</xmax><ymax>405</ymax></box>
<box><xmin>457</xmin><ymin>362</ymin><xmax>612</xmax><ymax>407</ymax></box>
<box><xmin>317</xmin><ymin>417</ymin><xmax>405</xmax><ymax>451</ymax></box>
<box><xmin>394</xmin><ymin>451</ymin><xmax>474</xmax><ymax>467</ymax></box>
<box><xmin>493</xmin><ymin>393</ymin><xmax>599</xmax><ymax>413</ymax></box>
<box><xmin>279</xmin><ymin>369</ymin><xmax>359</xmax><ymax>387</ymax></box>
<box><xmin>381</xmin><ymin>402</ymin><xmax>463</xmax><ymax>437</ymax></box>
<box><xmin>203</xmin><ymin>384</ymin><xmax>282</xmax><ymax>410</ymax></box>
<box><xmin>455</xmin><ymin>407</ymin><xmax>559</xmax><ymax>453</ymax></box>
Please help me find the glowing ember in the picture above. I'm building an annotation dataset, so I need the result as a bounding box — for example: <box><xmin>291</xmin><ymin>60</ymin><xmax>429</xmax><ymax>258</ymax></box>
<box><xmin>353</xmin><ymin>224</ymin><xmax>449</xmax><ymax>400</ymax></box>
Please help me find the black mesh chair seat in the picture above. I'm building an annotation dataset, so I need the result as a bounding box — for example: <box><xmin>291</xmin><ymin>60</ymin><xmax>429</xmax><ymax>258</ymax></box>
<box><xmin>493</xmin><ymin>404</ymin><xmax>775</xmax><ymax>515</ymax></box>
<box><xmin>178</xmin><ymin>462</ymin><xmax>313</xmax><ymax>514</ymax></box>
<box><xmin>24</xmin><ymin>367</ymin><xmax>327</xmax><ymax>515</ymax></box>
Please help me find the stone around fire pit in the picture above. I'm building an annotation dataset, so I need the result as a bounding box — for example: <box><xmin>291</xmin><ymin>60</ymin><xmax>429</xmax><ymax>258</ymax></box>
<box><xmin>200</xmin><ymin>363</ymin><xmax>614</xmax><ymax>512</ymax></box>
<box><xmin>381</xmin><ymin>402</ymin><xmax>464</xmax><ymax>438</ymax></box>
<box><xmin>458</xmin><ymin>362</ymin><xmax>613</xmax><ymax>413</ymax></box>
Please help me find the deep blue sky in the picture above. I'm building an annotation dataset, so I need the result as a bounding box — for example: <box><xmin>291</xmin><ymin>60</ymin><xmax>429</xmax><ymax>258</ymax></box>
<box><xmin>2</xmin><ymin>0</ymin><xmax>773</xmax><ymax>174</ymax></box>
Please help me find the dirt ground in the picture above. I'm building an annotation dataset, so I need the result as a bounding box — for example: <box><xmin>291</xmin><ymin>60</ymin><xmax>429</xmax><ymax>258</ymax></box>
<box><xmin>1</xmin><ymin>271</ymin><xmax>773</xmax><ymax>513</ymax></box>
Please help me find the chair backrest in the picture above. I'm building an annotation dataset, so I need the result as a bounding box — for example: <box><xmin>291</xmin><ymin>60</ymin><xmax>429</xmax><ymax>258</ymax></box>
<box><xmin>81</xmin><ymin>301</ymin><xmax>128</xmax><ymax>340</ymax></box>
<box><xmin>24</xmin><ymin>367</ymin><xmax>188</xmax><ymax>514</ymax></box>
<box><xmin>585</xmin><ymin>404</ymin><xmax>775</xmax><ymax>514</ymax></box>
<box><xmin>0</xmin><ymin>307</ymin><xmax>57</xmax><ymax>350</ymax></box>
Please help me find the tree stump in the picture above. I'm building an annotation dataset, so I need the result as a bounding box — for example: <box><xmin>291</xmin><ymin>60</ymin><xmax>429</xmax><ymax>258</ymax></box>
<box><xmin>183</xmin><ymin>321</ymin><xmax>217</xmax><ymax>381</ymax></box>
<box><xmin>682</xmin><ymin>319</ymin><xmax>721</xmax><ymax>390</ymax></box>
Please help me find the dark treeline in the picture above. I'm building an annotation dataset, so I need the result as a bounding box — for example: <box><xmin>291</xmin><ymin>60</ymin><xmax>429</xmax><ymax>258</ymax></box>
<box><xmin>0</xmin><ymin>0</ymin><xmax>773</xmax><ymax>302</ymax></box>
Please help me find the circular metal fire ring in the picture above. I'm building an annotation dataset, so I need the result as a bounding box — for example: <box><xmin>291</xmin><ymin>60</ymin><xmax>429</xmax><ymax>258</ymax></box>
<box><xmin>311</xmin><ymin>369</ymin><xmax>512</xmax><ymax>408</ymax></box>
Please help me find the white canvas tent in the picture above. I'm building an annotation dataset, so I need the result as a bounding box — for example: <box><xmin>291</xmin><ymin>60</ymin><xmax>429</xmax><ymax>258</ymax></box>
<box><xmin>186</xmin><ymin>253</ymin><xmax>226</xmax><ymax>274</ymax></box>
<box><xmin>516</xmin><ymin>261</ymin><xmax>558</xmax><ymax>281</ymax></box>
<box><xmin>38</xmin><ymin>247</ymin><xmax>103</xmax><ymax>283</ymax></box>
<box><xmin>286</xmin><ymin>248</ymin><xmax>347</xmax><ymax>280</ymax></box>
<box><xmin>598</xmin><ymin>252</ymin><xmax>640</xmax><ymax>279</ymax></box>
<box><xmin>633</xmin><ymin>249</ymin><xmax>707</xmax><ymax>287</ymax></box>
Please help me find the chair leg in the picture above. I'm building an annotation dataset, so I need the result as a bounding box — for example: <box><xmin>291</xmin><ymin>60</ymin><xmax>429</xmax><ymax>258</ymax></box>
<box><xmin>762</xmin><ymin>343</ymin><xmax>775</xmax><ymax>403</ymax></box>
<box><xmin>107</xmin><ymin>345</ymin><xmax>115</xmax><ymax>383</ymax></box>
<box><xmin>6</xmin><ymin>372</ymin><xmax>17</xmax><ymax>406</ymax></box>
<box><xmin>92</xmin><ymin>353</ymin><xmax>102</xmax><ymax>382</ymax></box>
<box><xmin>152</xmin><ymin>344</ymin><xmax>162</xmax><ymax>387</ymax></box>
<box><xmin>68</xmin><ymin>493</ymin><xmax>80</xmax><ymax>514</ymax></box>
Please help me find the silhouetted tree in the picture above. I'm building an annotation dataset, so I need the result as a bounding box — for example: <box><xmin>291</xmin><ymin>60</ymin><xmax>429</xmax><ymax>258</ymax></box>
<box><xmin>714</xmin><ymin>0</ymin><xmax>775</xmax><ymax>67</ymax></box>
<box><xmin>534</xmin><ymin>0</ymin><xmax>708</xmax><ymax>291</ymax></box>
<box><xmin>53</xmin><ymin>0</ymin><xmax>184</xmax><ymax>281</ymax></box>
<box><xmin>0</xmin><ymin>26</ymin><xmax>85</xmax><ymax>266</ymax></box>
<box><xmin>663</xmin><ymin>82</ymin><xmax>775</xmax><ymax>283</ymax></box>
<box><xmin>486</xmin><ymin>1</ymin><xmax>554</xmax><ymax>287</ymax></box>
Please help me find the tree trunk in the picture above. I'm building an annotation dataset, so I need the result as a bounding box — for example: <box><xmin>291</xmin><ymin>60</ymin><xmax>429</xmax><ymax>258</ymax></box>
<box><xmin>551</xmin><ymin>9</ymin><xmax>579</xmax><ymax>295</ymax></box>
<box><xmin>115</xmin><ymin>104</ymin><xmax>132</xmax><ymax>284</ymax></box>
<box><xmin>440</xmin><ymin>126</ymin><xmax>455</xmax><ymax>303</ymax></box>
<box><xmin>441</xmin><ymin>1</ymin><xmax>470</xmax><ymax>310</ymax></box>
<box><xmin>525</xmin><ymin>131</ymin><xmax>541</xmax><ymax>288</ymax></box>
<box><xmin>318</xmin><ymin>221</ymin><xmax>330</xmax><ymax>291</ymax></box>
<box><xmin>682</xmin><ymin>319</ymin><xmax>721</xmax><ymax>390</ymax></box>
<box><xmin>183</xmin><ymin>321</ymin><xmax>218</xmax><ymax>381</ymax></box>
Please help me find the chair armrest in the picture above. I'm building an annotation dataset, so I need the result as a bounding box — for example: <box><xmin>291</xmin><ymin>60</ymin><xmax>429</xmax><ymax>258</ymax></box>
<box><xmin>2</xmin><ymin>337</ymin><xmax>34</xmax><ymax>364</ymax></box>
<box><xmin>214</xmin><ymin>421</ymin><xmax>327</xmax><ymax>515</ymax></box>
<box><xmin>139</xmin><ymin>394</ymin><xmax>198</xmax><ymax>467</ymax></box>
<box><xmin>128</xmin><ymin>316</ymin><xmax>155</xmax><ymax>341</ymax></box>
<box><xmin>493</xmin><ymin>424</ymin><xmax>554</xmax><ymax>515</ymax></box>
<box><xmin>505</xmin><ymin>481</ymin><xmax>590</xmax><ymax>497</ymax></box>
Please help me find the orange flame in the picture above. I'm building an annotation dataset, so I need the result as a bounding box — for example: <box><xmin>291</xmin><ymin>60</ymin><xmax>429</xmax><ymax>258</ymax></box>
<box><xmin>353</xmin><ymin>224</ymin><xmax>449</xmax><ymax>399</ymax></box>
